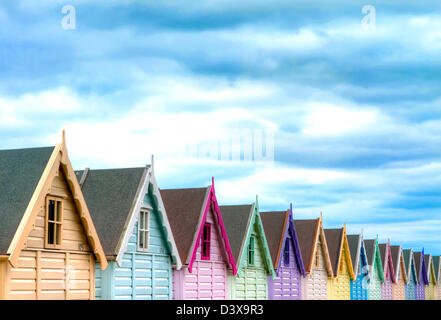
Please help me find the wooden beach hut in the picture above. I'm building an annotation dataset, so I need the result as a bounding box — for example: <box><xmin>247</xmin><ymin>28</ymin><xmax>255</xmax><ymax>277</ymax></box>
<box><xmin>76</xmin><ymin>162</ymin><xmax>182</xmax><ymax>300</ymax></box>
<box><xmin>379</xmin><ymin>241</ymin><xmax>395</xmax><ymax>300</ymax></box>
<box><xmin>160</xmin><ymin>180</ymin><xmax>237</xmax><ymax>299</ymax></box>
<box><xmin>424</xmin><ymin>254</ymin><xmax>437</xmax><ymax>300</ymax></box>
<box><xmin>347</xmin><ymin>234</ymin><xmax>369</xmax><ymax>300</ymax></box>
<box><xmin>433</xmin><ymin>256</ymin><xmax>440</xmax><ymax>300</ymax></box>
<box><xmin>364</xmin><ymin>238</ymin><xmax>384</xmax><ymax>300</ymax></box>
<box><xmin>260</xmin><ymin>204</ymin><xmax>305</xmax><ymax>300</ymax></box>
<box><xmin>325</xmin><ymin>225</ymin><xmax>355</xmax><ymax>300</ymax></box>
<box><xmin>294</xmin><ymin>215</ymin><xmax>333</xmax><ymax>300</ymax></box>
<box><xmin>390</xmin><ymin>245</ymin><xmax>407</xmax><ymax>300</ymax></box>
<box><xmin>0</xmin><ymin>133</ymin><xmax>107</xmax><ymax>300</ymax></box>
<box><xmin>220</xmin><ymin>198</ymin><xmax>275</xmax><ymax>300</ymax></box>
<box><xmin>413</xmin><ymin>251</ymin><xmax>428</xmax><ymax>300</ymax></box>
<box><xmin>403</xmin><ymin>249</ymin><xmax>418</xmax><ymax>300</ymax></box>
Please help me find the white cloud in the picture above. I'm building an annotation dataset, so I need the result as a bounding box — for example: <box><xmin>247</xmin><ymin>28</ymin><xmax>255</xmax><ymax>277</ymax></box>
<box><xmin>301</xmin><ymin>103</ymin><xmax>378</xmax><ymax>136</ymax></box>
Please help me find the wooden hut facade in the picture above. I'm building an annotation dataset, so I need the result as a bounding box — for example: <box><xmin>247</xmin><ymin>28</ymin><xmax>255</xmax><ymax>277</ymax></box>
<box><xmin>0</xmin><ymin>134</ymin><xmax>107</xmax><ymax>300</ymax></box>
<box><xmin>325</xmin><ymin>225</ymin><xmax>355</xmax><ymax>300</ymax></box>
<box><xmin>364</xmin><ymin>238</ymin><xmax>384</xmax><ymax>300</ymax></box>
<box><xmin>261</xmin><ymin>204</ymin><xmax>305</xmax><ymax>300</ymax></box>
<box><xmin>221</xmin><ymin>199</ymin><xmax>275</xmax><ymax>300</ymax></box>
<box><xmin>77</xmin><ymin>164</ymin><xmax>181</xmax><ymax>299</ymax></box>
<box><xmin>347</xmin><ymin>234</ymin><xmax>369</xmax><ymax>300</ymax></box>
<box><xmin>379</xmin><ymin>241</ymin><xmax>395</xmax><ymax>300</ymax></box>
<box><xmin>294</xmin><ymin>216</ymin><xmax>333</xmax><ymax>300</ymax></box>
<box><xmin>160</xmin><ymin>181</ymin><xmax>237</xmax><ymax>300</ymax></box>
<box><xmin>390</xmin><ymin>245</ymin><xmax>406</xmax><ymax>300</ymax></box>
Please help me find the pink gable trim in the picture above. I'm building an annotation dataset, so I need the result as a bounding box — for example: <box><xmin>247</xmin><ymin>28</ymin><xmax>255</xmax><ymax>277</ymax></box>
<box><xmin>385</xmin><ymin>240</ymin><xmax>396</xmax><ymax>283</ymax></box>
<box><xmin>187</xmin><ymin>178</ymin><xmax>238</xmax><ymax>275</ymax></box>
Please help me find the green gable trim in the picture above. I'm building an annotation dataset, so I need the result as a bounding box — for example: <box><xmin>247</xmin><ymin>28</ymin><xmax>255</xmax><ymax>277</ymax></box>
<box><xmin>236</xmin><ymin>197</ymin><xmax>276</xmax><ymax>279</ymax></box>
<box><xmin>373</xmin><ymin>238</ymin><xmax>385</xmax><ymax>283</ymax></box>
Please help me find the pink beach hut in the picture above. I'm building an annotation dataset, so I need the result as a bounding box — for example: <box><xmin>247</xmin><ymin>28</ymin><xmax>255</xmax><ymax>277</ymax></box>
<box><xmin>160</xmin><ymin>179</ymin><xmax>237</xmax><ymax>300</ymax></box>
<box><xmin>379</xmin><ymin>240</ymin><xmax>395</xmax><ymax>300</ymax></box>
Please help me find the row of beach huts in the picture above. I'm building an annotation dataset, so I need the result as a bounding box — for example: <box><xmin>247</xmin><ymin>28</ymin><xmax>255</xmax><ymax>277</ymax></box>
<box><xmin>0</xmin><ymin>133</ymin><xmax>439</xmax><ymax>300</ymax></box>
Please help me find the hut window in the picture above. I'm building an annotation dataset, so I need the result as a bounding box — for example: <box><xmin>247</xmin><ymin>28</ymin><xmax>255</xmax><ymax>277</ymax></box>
<box><xmin>45</xmin><ymin>197</ymin><xmax>63</xmax><ymax>249</ymax></box>
<box><xmin>248</xmin><ymin>235</ymin><xmax>255</xmax><ymax>266</ymax></box>
<box><xmin>138</xmin><ymin>210</ymin><xmax>149</xmax><ymax>251</ymax></box>
<box><xmin>284</xmin><ymin>238</ymin><xmax>290</xmax><ymax>265</ymax></box>
<box><xmin>201</xmin><ymin>223</ymin><xmax>211</xmax><ymax>260</ymax></box>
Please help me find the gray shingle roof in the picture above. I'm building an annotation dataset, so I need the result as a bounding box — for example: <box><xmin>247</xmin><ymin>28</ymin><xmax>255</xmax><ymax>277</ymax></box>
<box><xmin>159</xmin><ymin>187</ymin><xmax>209</xmax><ymax>264</ymax></box>
<box><xmin>347</xmin><ymin>234</ymin><xmax>361</xmax><ymax>272</ymax></box>
<box><xmin>364</xmin><ymin>239</ymin><xmax>376</xmax><ymax>266</ymax></box>
<box><xmin>219</xmin><ymin>205</ymin><xmax>253</xmax><ymax>265</ymax></box>
<box><xmin>76</xmin><ymin>167</ymin><xmax>146</xmax><ymax>257</ymax></box>
<box><xmin>260</xmin><ymin>211</ymin><xmax>287</xmax><ymax>267</ymax></box>
<box><xmin>433</xmin><ymin>256</ymin><xmax>440</xmax><ymax>281</ymax></box>
<box><xmin>0</xmin><ymin>146</ymin><xmax>55</xmax><ymax>254</ymax></box>
<box><xmin>324</xmin><ymin>228</ymin><xmax>343</xmax><ymax>277</ymax></box>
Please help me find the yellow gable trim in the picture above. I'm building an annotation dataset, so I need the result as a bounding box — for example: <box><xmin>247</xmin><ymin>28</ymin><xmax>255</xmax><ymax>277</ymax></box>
<box><xmin>7</xmin><ymin>136</ymin><xmax>108</xmax><ymax>270</ymax></box>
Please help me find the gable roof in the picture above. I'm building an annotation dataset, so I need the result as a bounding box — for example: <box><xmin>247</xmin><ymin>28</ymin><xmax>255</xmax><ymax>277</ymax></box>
<box><xmin>294</xmin><ymin>217</ymin><xmax>332</xmax><ymax>276</ymax></box>
<box><xmin>433</xmin><ymin>256</ymin><xmax>440</xmax><ymax>283</ymax></box>
<box><xmin>160</xmin><ymin>187</ymin><xmax>209</xmax><ymax>264</ymax></box>
<box><xmin>0</xmin><ymin>146</ymin><xmax>55</xmax><ymax>254</ymax></box>
<box><xmin>347</xmin><ymin>234</ymin><xmax>360</xmax><ymax>272</ymax></box>
<box><xmin>424</xmin><ymin>254</ymin><xmax>435</xmax><ymax>284</ymax></box>
<box><xmin>260</xmin><ymin>210</ymin><xmax>287</xmax><ymax>268</ymax></box>
<box><xmin>0</xmin><ymin>133</ymin><xmax>107</xmax><ymax>269</ymax></box>
<box><xmin>324</xmin><ymin>228</ymin><xmax>343</xmax><ymax>277</ymax></box>
<box><xmin>364</xmin><ymin>239</ymin><xmax>384</xmax><ymax>282</ymax></box>
<box><xmin>413</xmin><ymin>251</ymin><xmax>429</xmax><ymax>284</ymax></box>
<box><xmin>260</xmin><ymin>205</ymin><xmax>305</xmax><ymax>277</ymax></box>
<box><xmin>403</xmin><ymin>249</ymin><xmax>417</xmax><ymax>284</ymax></box>
<box><xmin>220</xmin><ymin>204</ymin><xmax>253</xmax><ymax>264</ymax></box>
<box><xmin>76</xmin><ymin>167</ymin><xmax>146</xmax><ymax>257</ymax></box>
<box><xmin>379</xmin><ymin>242</ymin><xmax>395</xmax><ymax>282</ymax></box>
<box><xmin>160</xmin><ymin>182</ymin><xmax>237</xmax><ymax>274</ymax></box>
<box><xmin>221</xmin><ymin>200</ymin><xmax>275</xmax><ymax>277</ymax></box>
<box><xmin>390</xmin><ymin>245</ymin><xmax>406</xmax><ymax>282</ymax></box>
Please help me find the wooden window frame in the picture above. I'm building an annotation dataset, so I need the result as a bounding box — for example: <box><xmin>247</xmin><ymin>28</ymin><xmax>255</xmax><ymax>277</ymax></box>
<box><xmin>248</xmin><ymin>235</ymin><xmax>255</xmax><ymax>266</ymax></box>
<box><xmin>201</xmin><ymin>223</ymin><xmax>211</xmax><ymax>260</ymax></box>
<box><xmin>137</xmin><ymin>210</ymin><xmax>150</xmax><ymax>252</ymax></box>
<box><xmin>45</xmin><ymin>196</ymin><xmax>63</xmax><ymax>249</ymax></box>
<box><xmin>284</xmin><ymin>238</ymin><xmax>290</xmax><ymax>266</ymax></box>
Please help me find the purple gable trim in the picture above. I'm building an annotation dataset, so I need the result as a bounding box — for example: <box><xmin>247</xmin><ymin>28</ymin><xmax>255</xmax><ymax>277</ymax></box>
<box><xmin>421</xmin><ymin>248</ymin><xmax>429</xmax><ymax>285</ymax></box>
<box><xmin>288</xmin><ymin>203</ymin><xmax>306</xmax><ymax>277</ymax></box>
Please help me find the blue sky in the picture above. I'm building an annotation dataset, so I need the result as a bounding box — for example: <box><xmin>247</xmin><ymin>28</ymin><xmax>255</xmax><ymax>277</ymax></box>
<box><xmin>1</xmin><ymin>1</ymin><xmax>441</xmax><ymax>254</ymax></box>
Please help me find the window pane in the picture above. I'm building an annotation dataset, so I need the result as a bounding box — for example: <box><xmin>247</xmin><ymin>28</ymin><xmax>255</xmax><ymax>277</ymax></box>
<box><xmin>139</xmin><ymin>230</ymin><xmax>144</xmax><ymax>248</ymax></box>
<box><xmin>56</xmin><ymin>224</ymin><xmax>62</xmax><ymax>245</ymax></box>
<box><xmin>48</xmin><ymin>222</ymin><xmax>55</xmax><ymax>244</ymax></box>
<box><xmin>56</xmin><ymin>201</ymin><xmax>62</xmax><ymax>222</ymax></box>
<box><xmin>140</xmin><ymin>212</ymin><xmax>144</xmax><ymax>230</ymax></box>
<box><xmin>48</xmin><ymin>200</ymin><xmax>55</xmax><ymax>221</ymax></box>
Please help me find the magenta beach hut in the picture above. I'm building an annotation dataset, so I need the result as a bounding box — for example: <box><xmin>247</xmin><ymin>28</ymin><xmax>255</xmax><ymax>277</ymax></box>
<box><xmin>160</xmin><ymin>179</ymin><xmax>237</xmax><ymax>300</ymax></box>
<box><xmin>260</xmin><ymin>204</ymin><xmax>305</xmax><ymax>300</ymax></box>
<box><xmin>379</xmin><ymin>240</ymin><xmax>395</xmax><ymax>300</ymax></box>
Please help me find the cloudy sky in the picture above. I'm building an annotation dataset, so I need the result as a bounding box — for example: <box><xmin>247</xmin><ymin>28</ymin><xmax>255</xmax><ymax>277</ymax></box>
<box><xmin>1</xmin><ymin>1</ymin><xmax>441</xmax><ymax>254</ymax></box>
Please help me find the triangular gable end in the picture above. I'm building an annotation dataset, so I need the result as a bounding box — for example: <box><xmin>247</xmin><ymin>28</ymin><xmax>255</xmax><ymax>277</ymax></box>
<box><xmin>7</xmin><ymin>131</ymin><xmax>107</xmax><ymax>270</ymax></box>
<box><xmin>359</xmin><ymin>236</ymin><xmax>370</xmax><ymax>281</ymax></box>
<box><xmin>113</xmin><ymin>164</ymin><xmax>182</xmax><ymax>270</ymax></box>
<box><xmin>187</xmin><ymin>178</ymin><xmax>237</xmax><ymax>275</ymax></box>
<box><xmin>341</xmin><ymin>225</ymin><xmax>355</xmax><ymax>280</ymax></box>
<box><xmin>314</xmin><ymin>216</ymin><xmax>333</xmax><ymax>277</ymax></box>
<box><xmin>383</xmin><ymin>241</ymin><xmax>396</xmax><ymax>283</ymax></box>
<box><xmin>373</xmin><ymin>239</ymin><xmax>385</xmax><ymax>283</ymax></box>
<box><xmin>236</xmin><ymin>197</ymin><xmax>275</xmax><ymax>279</ymax></box>
<box><xmin>287</xmin><ymin>204</ymin><xmax>306</xmax><ymax>277</ymax></box>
